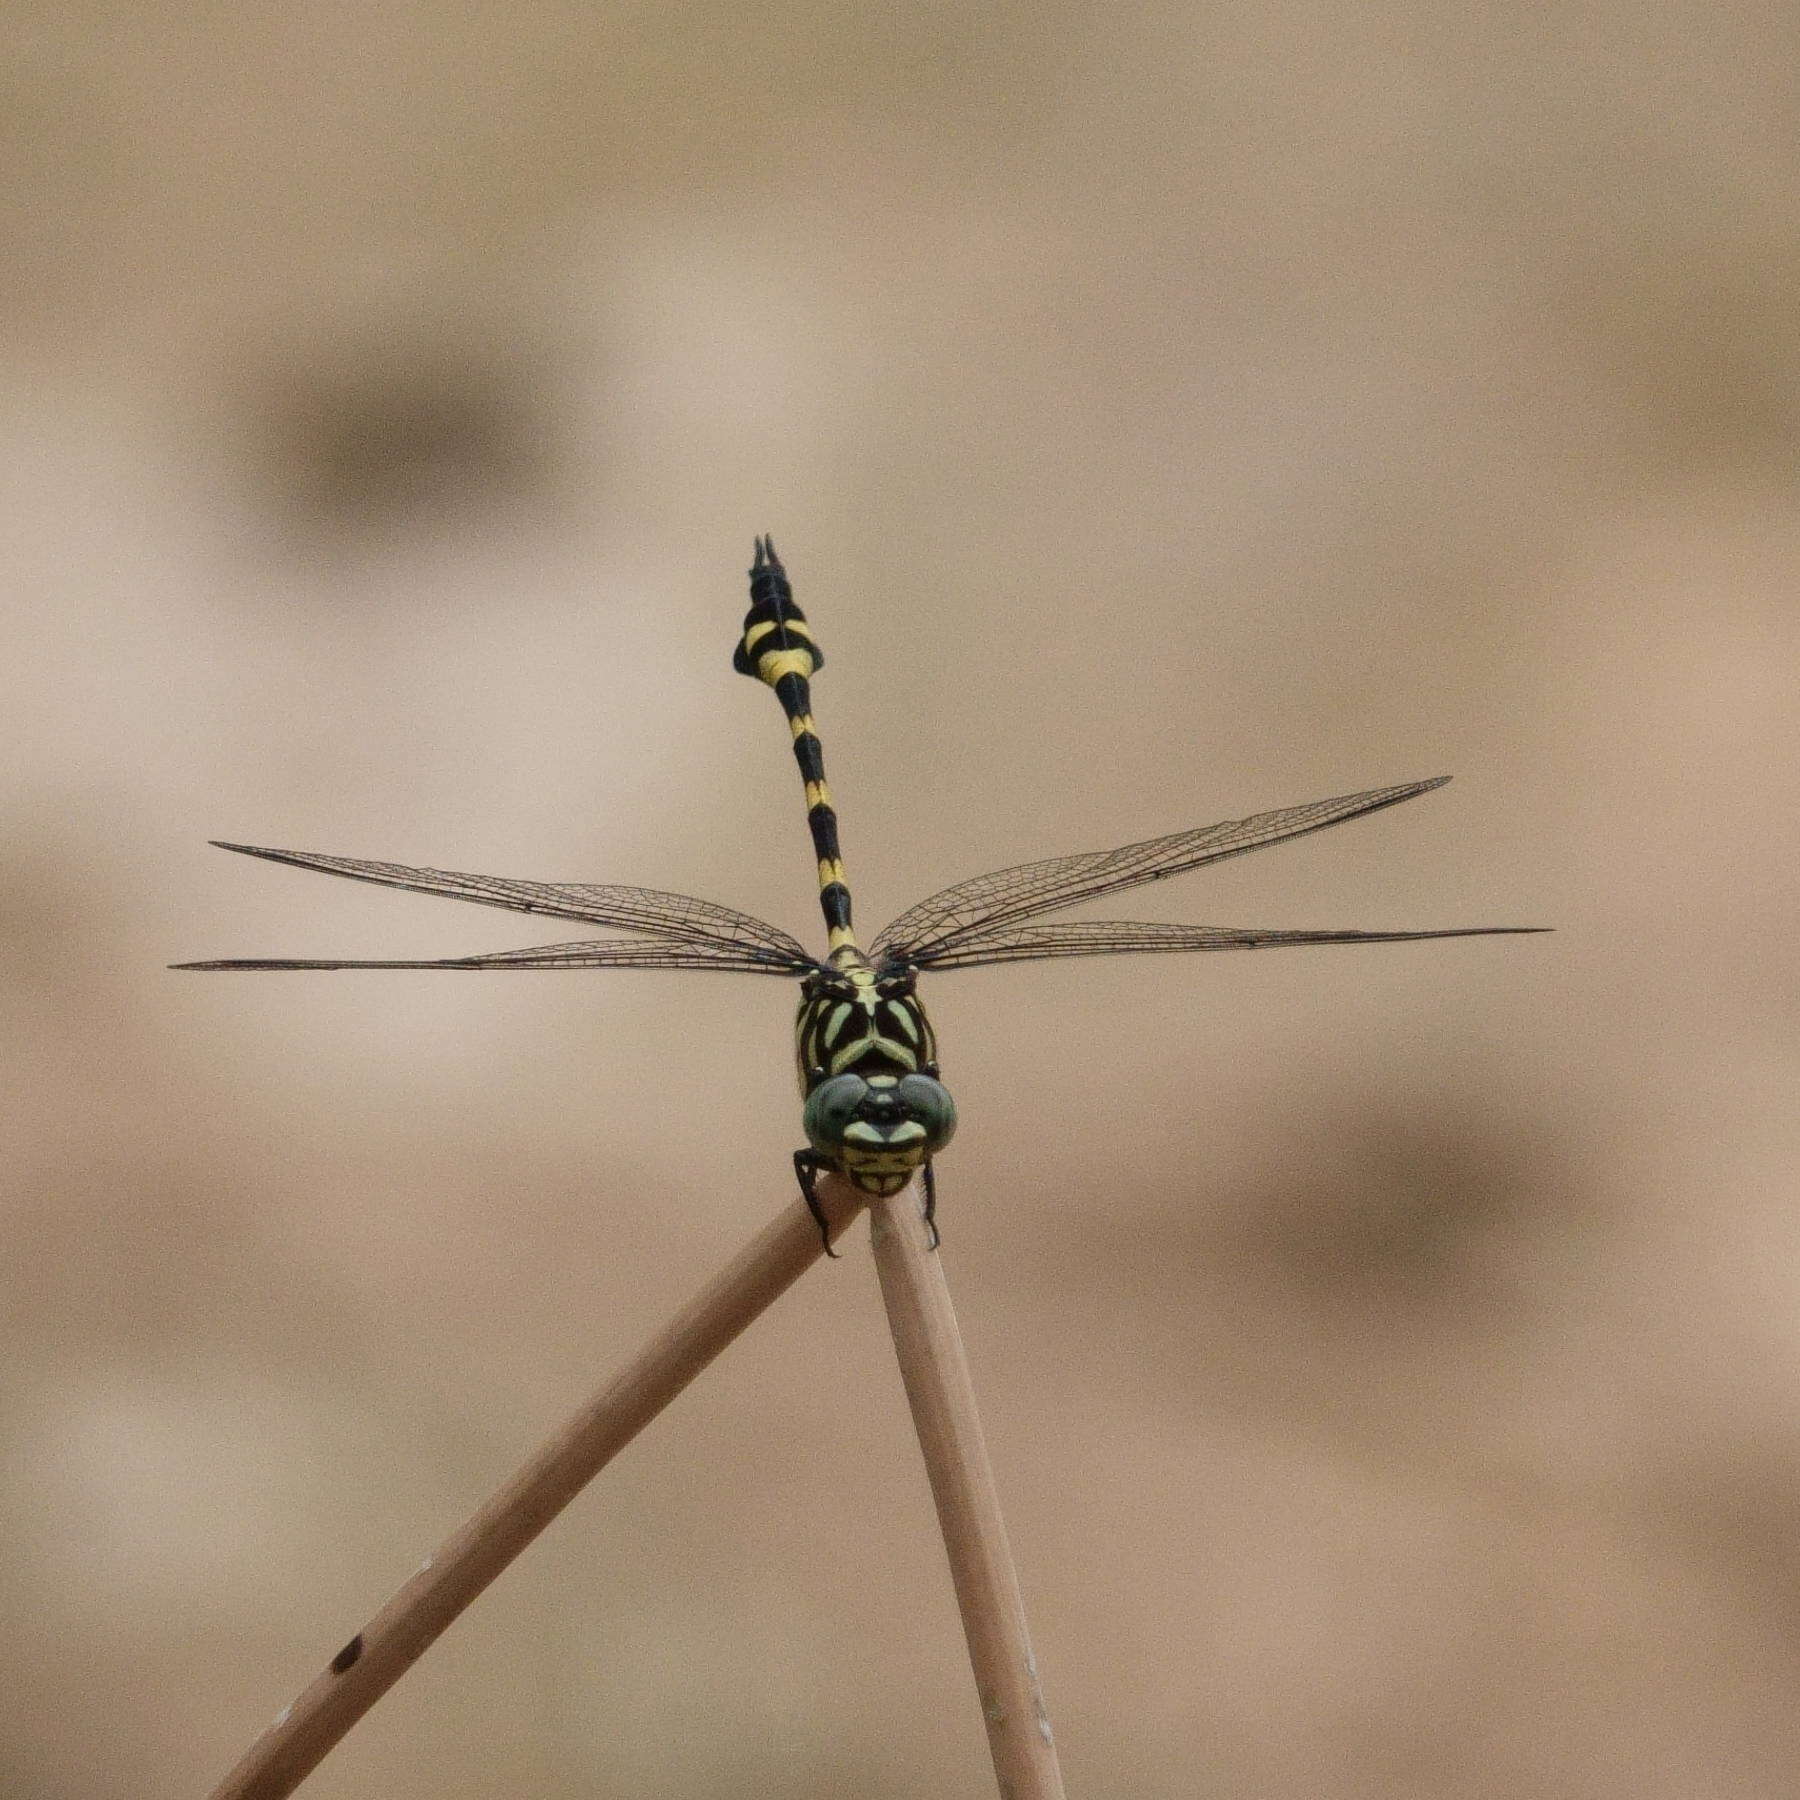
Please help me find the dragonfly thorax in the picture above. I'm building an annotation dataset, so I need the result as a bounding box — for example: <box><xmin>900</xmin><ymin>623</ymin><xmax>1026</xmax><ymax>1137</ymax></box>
<box><xmin>795</xmin><ymin>962</ymin><xmax>937</xmax><ymax>1088</ymax></box>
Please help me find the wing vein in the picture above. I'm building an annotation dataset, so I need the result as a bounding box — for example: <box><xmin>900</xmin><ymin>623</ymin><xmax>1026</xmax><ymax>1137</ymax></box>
<box><xmin>907</xmin><ymin>919</ymin><xmax>1548</xmax><ymax>970</ymax></box>
<box><xmin>203</xmin><ymin>842</ymin><xmax>820</xmax><ymax>971</ymax></box>
<box><xmin>174</xmin><ymin>936</ymin><xmax>806</xmax><ymax>973</ymax></box>
<box><xmin>871</xmin><ymin>779</ymin><xmax>1454</xmax><ymax>966</ymax></box>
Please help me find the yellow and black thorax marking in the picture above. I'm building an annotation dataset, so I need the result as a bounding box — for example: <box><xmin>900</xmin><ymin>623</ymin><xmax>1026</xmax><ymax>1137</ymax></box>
<box><xmin>795</xmin><ymin>964</ymin><xmax>938</xmax><ymax>1091</ymax></box>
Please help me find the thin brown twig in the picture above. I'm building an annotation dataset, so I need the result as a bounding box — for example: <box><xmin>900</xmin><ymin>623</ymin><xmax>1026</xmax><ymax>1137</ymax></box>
<box><xmin>869</xmin><ymin>1183</ymin><xmax>1067</xmax><ymax>1800</ymax></box>
<box><xmin>206</xmin><ymin>1177</ymin><xmax>867</xmax><ymax>1800</ymax></box>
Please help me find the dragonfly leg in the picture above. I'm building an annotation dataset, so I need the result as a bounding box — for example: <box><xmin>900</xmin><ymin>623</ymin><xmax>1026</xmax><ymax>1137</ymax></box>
<box><xmin>922</xmin><ymin>1161</ymin><xmax>940</xmax><ymax>1251</ymax></box>
<box><xmin>793</xmin><ymin>1149</ymin><xmax>839</xmax><ymax>1258</ymax></box>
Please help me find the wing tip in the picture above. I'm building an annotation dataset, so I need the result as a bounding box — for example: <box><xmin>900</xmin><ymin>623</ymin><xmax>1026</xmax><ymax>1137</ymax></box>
<box><xmin>1406</xmin><ymin>924</ymin><xmax>1551</xmax><ymax>940</ymax></box>
<box><xmin>1384</xmin><ymin>924</ymin><xmax>1550</xmax><ymax>938</ymax></box>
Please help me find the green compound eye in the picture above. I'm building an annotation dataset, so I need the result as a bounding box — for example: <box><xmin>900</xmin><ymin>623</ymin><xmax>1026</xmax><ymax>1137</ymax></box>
<box><xmin>803</xmin><ymin>1074</ymin><xmax>872</xmax><ymax>1153</ymax></box>
<box><xmin>894</xmin><ymin>1073</ymin><xmax>957</xmax><ymax>1151</ymax></box>
<box><xmin>803</xmin><ymin>1072</ymin><xmax>958</xmax><ymax>1157</ymax></box>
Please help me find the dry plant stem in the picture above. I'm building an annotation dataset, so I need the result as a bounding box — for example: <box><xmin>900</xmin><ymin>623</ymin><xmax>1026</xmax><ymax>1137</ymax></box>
<box><xmin>207</xmin><ymin>1177</ymin><xmax>867</xmax><ymax>1800</ymax></box>
<box><xmin>869</xmin><ymin>1183</ymin><xmax>1066</xmax><ymax>1800</ymax></box>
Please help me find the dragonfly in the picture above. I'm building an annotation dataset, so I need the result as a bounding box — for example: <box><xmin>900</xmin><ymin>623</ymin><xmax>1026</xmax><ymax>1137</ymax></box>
<box><xmin>177</xmin><ymin>539</ymin><xmax>1542</xmax><ymax>1251</ymax></box>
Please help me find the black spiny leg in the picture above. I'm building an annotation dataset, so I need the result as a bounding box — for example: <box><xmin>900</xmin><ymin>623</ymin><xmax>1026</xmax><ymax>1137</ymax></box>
<box><xmin>922</xmin><ymin>1161</ymin><xmax>940</xmax><ymax>1250</ymax></box>
<box><xmin>793</xmin><ymin>1148</ymin><xmax>840</xmax><ymax>1257</ymax></box>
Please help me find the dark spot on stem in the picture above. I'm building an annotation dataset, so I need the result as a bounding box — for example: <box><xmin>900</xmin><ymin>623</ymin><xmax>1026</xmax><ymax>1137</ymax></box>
<box><xmin>330</xmin><ymin>1634</ymin><xmax>364</xmax><ymax>1674</ymax></box>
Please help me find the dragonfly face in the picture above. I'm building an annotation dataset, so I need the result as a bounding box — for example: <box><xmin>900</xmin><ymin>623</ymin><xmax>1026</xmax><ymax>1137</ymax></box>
<box><xmin>802</xmin><ymin>1070</ymin><xmax>958</xmax><ymax>1197</ymax></box>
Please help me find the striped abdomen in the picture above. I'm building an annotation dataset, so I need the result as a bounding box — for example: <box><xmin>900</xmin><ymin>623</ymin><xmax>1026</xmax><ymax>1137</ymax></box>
<box><xmin>734</xmin><ymin>537</ymin><xmax>857</xmax><ymax>959</ymax></box>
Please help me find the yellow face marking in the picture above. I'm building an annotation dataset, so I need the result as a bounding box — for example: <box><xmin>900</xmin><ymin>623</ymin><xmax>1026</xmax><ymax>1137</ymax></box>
<box><xmin>839</xmin><ymin>1143</ymin><xmax>927</xmax><ymax>1185</ymax></box>
<box><xmin>842</xmin><ymin>1120</ymin><xmax>927</xmax><ymax>1147</ymax></box>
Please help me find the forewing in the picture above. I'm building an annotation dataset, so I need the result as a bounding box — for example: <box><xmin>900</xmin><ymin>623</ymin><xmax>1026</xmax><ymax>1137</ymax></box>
<box><xmin>206</xmin><ymin>842</ymin><xmax>817</xmax><ymax>970</ymax></box>
<box><xmin>904</xmin><ymin>919</ymin><xmax>1548</xmax><ymax>971</ymax></box>
<box><xmin>871</xmin><ymin>778</ymin><xmax>1453</xmax><ymax>965</ymax></box>
<box><xmin>174</xmin><ymin>937</ymin><xmax>804</xmax><ymax>973</ymax></box>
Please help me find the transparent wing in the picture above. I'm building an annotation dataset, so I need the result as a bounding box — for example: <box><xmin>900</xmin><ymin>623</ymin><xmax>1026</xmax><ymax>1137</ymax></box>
<box><xmin>871</xmin><ymin>778</ymin><xmax>1455</xmax><ymax>966</ymax></box>
<box><xmin>199</xmin><ymin>841</ymin><xmax>819</xmax><ymax>972</ymax></box>
<box><xmin>900</xmin><ymin>919</ymin><xmax>1549</xmax><ymax>971</ymax></box>
<box><xmin>174</xmin><ymin>936</ymin><xmax>805</xmax><ymax>974</ymax></box>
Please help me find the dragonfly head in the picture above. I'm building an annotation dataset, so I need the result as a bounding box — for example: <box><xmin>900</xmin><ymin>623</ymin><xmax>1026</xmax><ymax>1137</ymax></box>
<box><xmin>803</xmin><ymin>1070</ymin><xmax>957</xmax><ymax>1195</ymax></box>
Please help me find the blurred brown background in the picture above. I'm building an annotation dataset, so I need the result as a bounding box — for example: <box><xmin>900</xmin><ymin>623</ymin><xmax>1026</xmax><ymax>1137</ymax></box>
<box><xmin>4</xmin><ymin>4</ymin><xmax>1797</xmax><ymax>1796</ymax></box>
